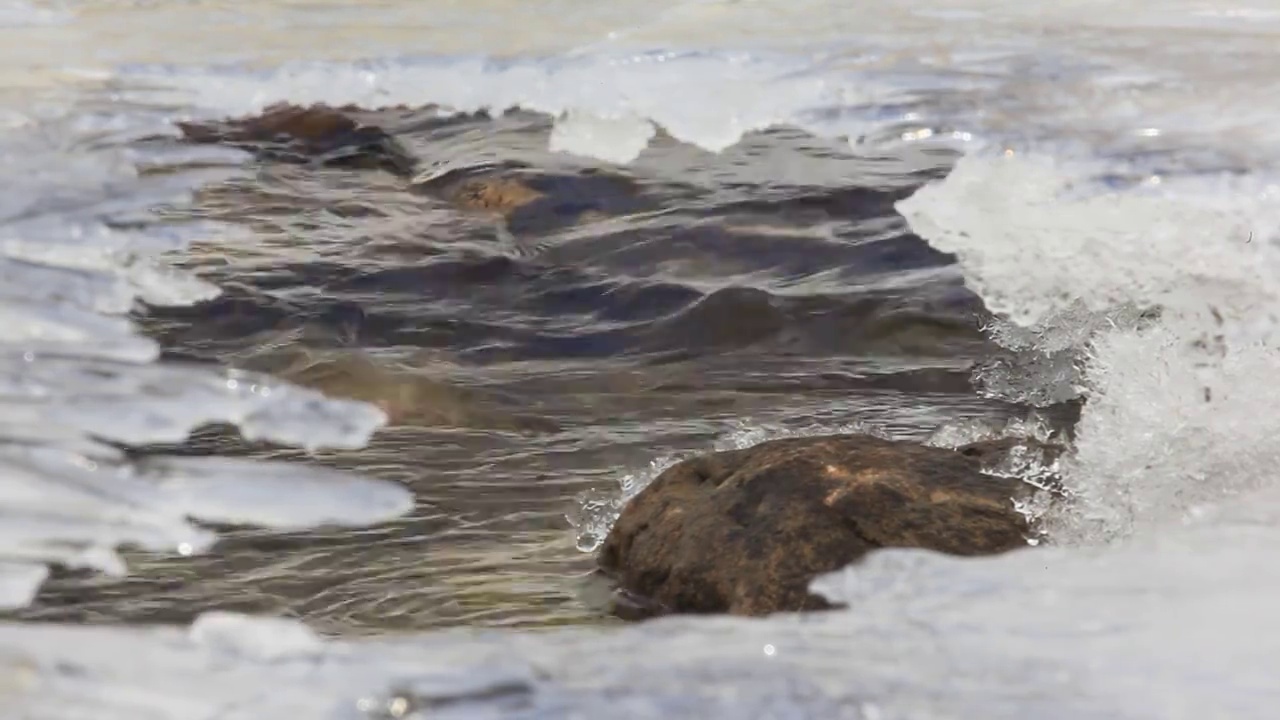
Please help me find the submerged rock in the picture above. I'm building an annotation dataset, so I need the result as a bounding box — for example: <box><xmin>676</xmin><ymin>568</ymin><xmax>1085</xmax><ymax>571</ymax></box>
<box><xmin>411</xmin><ymin>163</ymin><xmax>654</xmax><ymax>235</ymax></box>
<box><xmin>598</xmin><ymin>434</ymin><xmax>1039</xmax><ymax>616</ymax></box>
<box><xmin>177</xmin><ymin>103</ymin><xmax>655</xmax><ymax>235</ymax></box>
<box><xmin>271</xmin><ymin>350</ymin><xmax>560</xmax><ymax>433</ymax></box>
<box><xmin>176</xmin><ymin>103</ymin><xmax>418</xmax><ymax>176</ymax></box>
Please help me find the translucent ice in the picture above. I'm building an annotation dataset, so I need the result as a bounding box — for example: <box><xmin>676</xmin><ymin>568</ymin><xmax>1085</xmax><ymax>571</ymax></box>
<box><xmin>0</xmin><ymin>86</ymin><xmax>406</xmax><ymax>609</ymax></box>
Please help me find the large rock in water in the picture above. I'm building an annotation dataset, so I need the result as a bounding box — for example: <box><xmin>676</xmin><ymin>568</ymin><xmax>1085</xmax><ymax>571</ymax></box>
<box><xmin>598</xmin><ymin>434</ymin><xmax>1040</xmax><ymax>616</ymax></box>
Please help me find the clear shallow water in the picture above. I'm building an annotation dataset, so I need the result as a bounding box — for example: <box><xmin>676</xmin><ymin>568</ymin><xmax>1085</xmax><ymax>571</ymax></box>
<box><xmin>9</xmin><ymin>43</ymin><xmax>1012</xmax><ymax>632</ymax></box>
<box><xmin>5</xmin><ymin>0</ymin><xmax>1280</xmax><ymax>716</ymax></box>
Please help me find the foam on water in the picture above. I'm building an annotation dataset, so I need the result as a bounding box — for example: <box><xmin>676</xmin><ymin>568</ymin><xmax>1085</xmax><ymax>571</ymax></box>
<box><xmin>7</xmin><ymin>0</ymin><xmax>1280</xmax><ymax>716</ymax></box>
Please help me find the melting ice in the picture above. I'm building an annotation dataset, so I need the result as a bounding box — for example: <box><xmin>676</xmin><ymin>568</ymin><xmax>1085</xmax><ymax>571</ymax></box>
<box><xmin>0</xmin><ymin>61</ymin><xmax>410</xmax><ymax>610</ymax></box>
<box><xmin>5</xmin><ymin>0</ymin><xmax>1280</xmax><ymax>717</ymax></box>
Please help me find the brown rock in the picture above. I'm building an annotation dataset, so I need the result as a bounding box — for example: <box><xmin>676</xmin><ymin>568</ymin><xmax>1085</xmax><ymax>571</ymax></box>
<box><xmin>273</xmin><ymin>349</ymin><xmax>559</xmax><ymax>433</ymax></box>
<box><xmin>177</xmin><ymin>102</ymin><xmax>417</xmax><ymax>176</ymax></box>
<box><xmin>448</xmin><ymin>175</ymin><xmax>546</xmax><ymax>215</ymax></box>
<box><xmin>411</xmin><ymin>164</ymin><xmax>653</xmax><ymax>234</ymax></box>
<box><xmin>598</xmin><ymin>434</ymin><xmax>1038</xmax><ymax>617</ymax></box>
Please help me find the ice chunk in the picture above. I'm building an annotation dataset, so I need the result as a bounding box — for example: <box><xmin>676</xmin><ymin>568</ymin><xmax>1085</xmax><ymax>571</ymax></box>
<box><xmin>147</xmin><ymin>456</ymin><xmax>413</xmax><ymax>530</ymax></box>
<box><xmin>550</xmin><ymin>110</ymin><xmax>656</xmax><ymax>164</ymax></box>
<box><xmin>0</xmin><ymin>94</ymin><xmax>405</xmax><ymax>612</ymax></box>
<box><xmin>0</xmin><ymin>562</ymin><xmax>46</xmax><ymax>609</ymax></box>
<box><xmin>189</xmin><ymin>611</ymin><xmax>324</xmax><ymax>661</ymax></box>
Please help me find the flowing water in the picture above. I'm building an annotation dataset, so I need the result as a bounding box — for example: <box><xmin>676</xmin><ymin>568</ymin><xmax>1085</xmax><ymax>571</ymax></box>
<box><xmin>6</xmin><ymin>1</ymin><xmax>1280</xmax><ymax>718</ymax></box>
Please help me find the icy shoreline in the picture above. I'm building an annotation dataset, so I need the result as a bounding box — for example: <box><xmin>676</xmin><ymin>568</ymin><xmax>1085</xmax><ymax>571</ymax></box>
<box><xmin>6</xmin><ymin>1</ymin><xmax>1280</xmax><ymax>715</ymax></box>
<box><xmin>10</xmin><ymin>487</ymin><xmax>1280</xmax><ymax>719</ymax></box>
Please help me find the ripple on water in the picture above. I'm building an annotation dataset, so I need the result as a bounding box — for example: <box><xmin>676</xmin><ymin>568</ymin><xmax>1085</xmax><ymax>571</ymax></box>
<box><xmin>7</xmin><ymin>102</ymin><xmax>1022</xmax><ymax>631</ymax></box>
<box><xmin>0</xmin><ymin>97</ymin><xmax>411</xmax><ymax>617</ymax></box>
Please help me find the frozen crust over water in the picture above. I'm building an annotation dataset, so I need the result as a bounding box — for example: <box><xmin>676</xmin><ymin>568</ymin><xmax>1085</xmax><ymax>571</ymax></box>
<box><xmin>110</xmin><ymin>0</ymin><xmax>1280</xmax><ymax>168</ymax></box>
<box><xmin>0</xmin><ymin>100</ymin><xmax>412</xmax><ymax>610</ymax></box>
<box><xmin>8</xmin><ymin>486</ymin><xmax>1280</xmax><ymax>719</ymax></box>
<box><xmin>900</xmin><ymin>152</ymin><xmax>1280</xmax><ymax>544</ymax></box>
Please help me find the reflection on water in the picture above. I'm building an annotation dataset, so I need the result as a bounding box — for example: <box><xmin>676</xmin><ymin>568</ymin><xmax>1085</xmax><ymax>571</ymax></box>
<box><xmin>6</xmin><ymin>104</ymin><xmax>1034</xmax><ymax>632</ymax></box>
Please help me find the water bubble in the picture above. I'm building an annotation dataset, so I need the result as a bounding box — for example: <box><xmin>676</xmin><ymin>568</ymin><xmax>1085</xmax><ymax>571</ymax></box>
<box><xmin>575</xmin><ymin>532</ymin><xmax>601</xmax><ymax>553</ymax></box>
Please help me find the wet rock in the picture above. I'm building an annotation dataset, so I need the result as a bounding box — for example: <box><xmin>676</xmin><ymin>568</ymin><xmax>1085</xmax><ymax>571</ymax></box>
<box><xmin>275</xmin><ymin>350</ymin><xmax>560</xmax><ymax>433</ymax></box>
<box><xmin>411</xmin><ymin>163</ymin><xmax>653</xmax><ymax>235</ymax></box>
<box><xmin>598</xmin><ymin>434</ymin><xmax>1038</xmax><ymax>616</ymax></box>
<box><xmin>177</xmin><ymin>103</ymin><xmax>418</xmax><ymax>176</ymax></box>
<box><xmin>454</xmin><ymin>176</ymin><xmax>548</xmax><ymax>214</ymax></box>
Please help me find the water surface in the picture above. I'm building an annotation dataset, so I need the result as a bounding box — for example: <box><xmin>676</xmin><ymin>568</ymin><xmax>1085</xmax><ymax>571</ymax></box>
<box><xmin>6</xmin><ymin>2</ymin><xmax>1280</xmax><ymax>717</ymax></box>
<box><xmin>12</xmin><ymin>102</ymin><xmax>1033</xmax><ymax>631</ymax></box>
